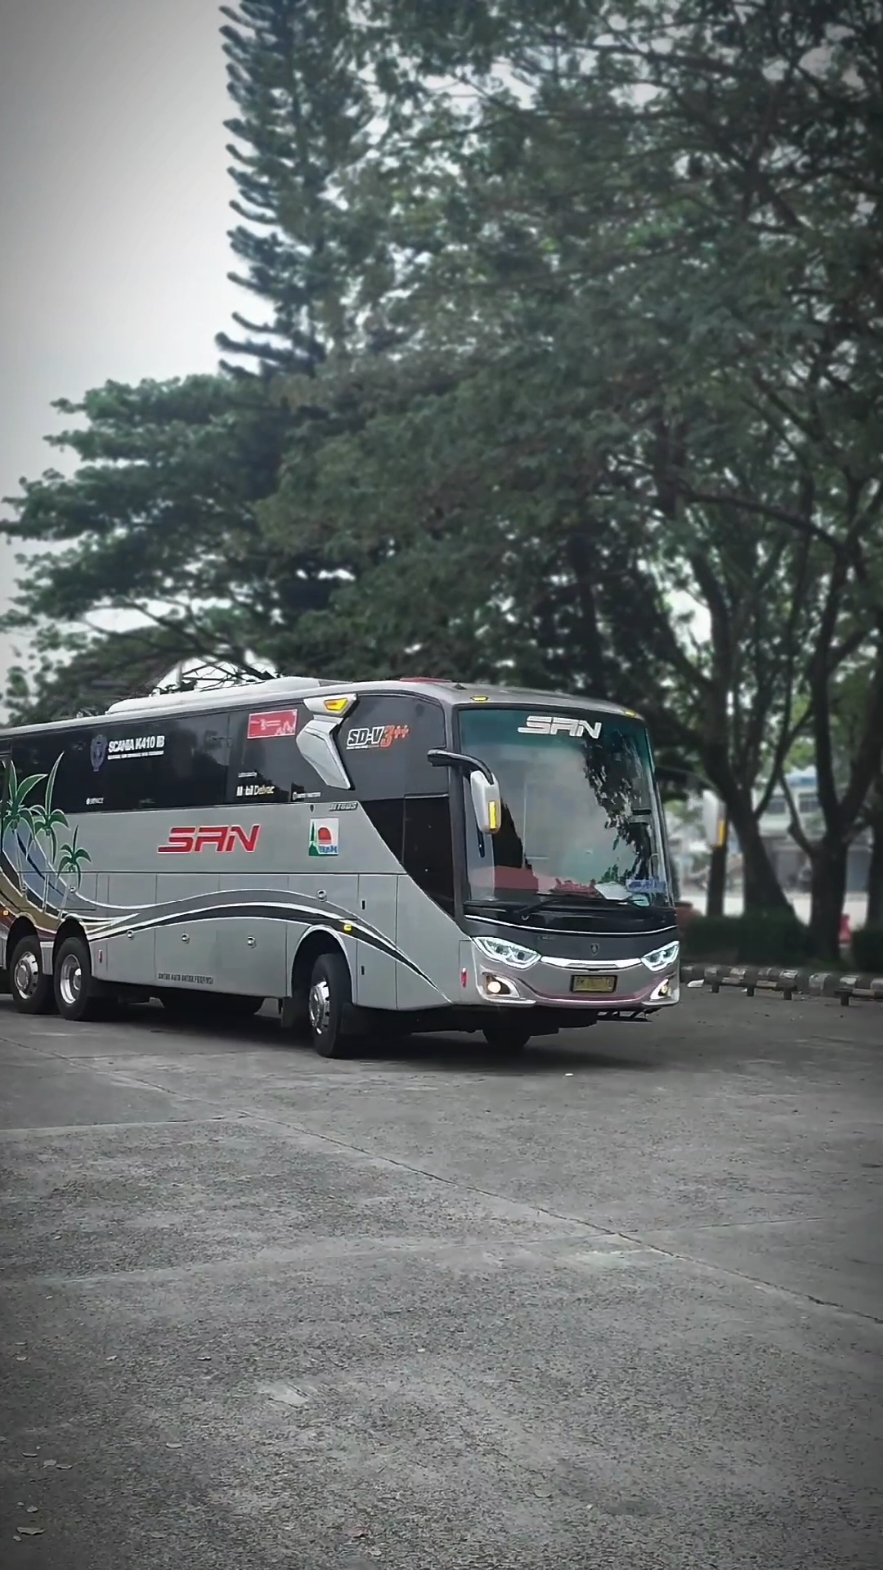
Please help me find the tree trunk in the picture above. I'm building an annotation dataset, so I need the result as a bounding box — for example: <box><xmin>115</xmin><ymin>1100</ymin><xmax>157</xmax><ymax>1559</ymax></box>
<box><xmin>808</xmin><ymin>839</ymin><xmax>848</xmax><ymax>961</ymax></box>
<box><xmin>867</xmin><ymin>815</ymin><xmax>883</xmax><ymax>929</ymax></box>
<box><xmin>706</xmin><ymin>821</ymin><xmax>728</xmax><ymax>918</ymax></box>
<box><xmin>726</xmin><ymin>800</ymin><xmax>791</xmax><ymax>912</ymax></box>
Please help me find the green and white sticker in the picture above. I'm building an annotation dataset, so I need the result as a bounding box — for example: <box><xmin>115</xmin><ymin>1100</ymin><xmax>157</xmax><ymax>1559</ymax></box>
<box><xmin>309</xmin><ymin>818</ymin><xmax>339</xmax><ymax>857</ymax></box>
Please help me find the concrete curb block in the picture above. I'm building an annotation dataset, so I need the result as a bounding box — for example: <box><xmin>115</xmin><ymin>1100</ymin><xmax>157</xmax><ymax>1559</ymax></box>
<box><xmin>681</xmin><ymin>963</ymin><xmax>883</xmax><ymax>1005</ymax></box>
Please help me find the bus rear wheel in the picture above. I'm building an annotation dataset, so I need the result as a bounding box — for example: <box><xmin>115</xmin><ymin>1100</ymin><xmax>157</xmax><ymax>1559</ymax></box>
<box><xmin>308</xmin><ymin>951</ymin><xmax>352</xmax><ymax>1058</ymax></box>
<box><xmin>53</xmin><ymin>933</ymin><xmax>103</xmax><ymax>1023</ymax></box>
<box><xmin>9</xmin><ymin>933</ymin><xmax>55</xmax><ymax>1015</ymax></box>
<box><xmin>482</xmin><ymin>1019</ymin><xmax>532</xmax><ymax>1056</ymax></box>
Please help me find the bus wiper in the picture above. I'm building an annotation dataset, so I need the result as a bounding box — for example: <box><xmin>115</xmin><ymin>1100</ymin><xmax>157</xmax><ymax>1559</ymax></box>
<box><xmin>468</xmin><ymin>894</ymin><xmax>607</xmax><ymax>918</ymax></box>
<box><xmin>537</xmin><ymin>892</ymin><xmax>663</xmax><ymax>914</ymax></box>
<box><xmin>533</xmin><ymin>895</ymin><xmax>606</xmax><ymax>912</ymax></box>
<box><xmin>464</xmin><ymin>899</ymin><xmax>543</xmax><ymax>922</ymax></box>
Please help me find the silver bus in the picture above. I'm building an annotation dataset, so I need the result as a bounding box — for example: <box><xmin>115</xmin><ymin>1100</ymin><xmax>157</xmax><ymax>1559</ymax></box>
<box><xmin>0</xmin><ymin>677</ymin><xmax>680</xmax><ymax>1055</ymax></box>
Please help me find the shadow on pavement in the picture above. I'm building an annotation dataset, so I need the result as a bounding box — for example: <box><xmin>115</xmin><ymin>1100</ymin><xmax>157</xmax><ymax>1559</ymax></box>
<box><xmin>132</xmin><ymin>1001</ymin><xmax>661</xmax><ymax>1074</ymax></box>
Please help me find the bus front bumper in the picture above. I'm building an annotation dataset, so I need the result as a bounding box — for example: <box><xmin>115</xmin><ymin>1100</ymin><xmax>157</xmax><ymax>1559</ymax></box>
<box><xmin>466</xmin><ymin>948</ymin><xmax>680</xmax><ymax>1012</ymax></box>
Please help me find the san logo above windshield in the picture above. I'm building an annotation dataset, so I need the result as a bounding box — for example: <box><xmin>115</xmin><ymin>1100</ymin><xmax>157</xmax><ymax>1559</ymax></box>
<box><xmin>517</xmin><ymin>715</ymin><xmax>603</xmax><ymax>739</ymax></box>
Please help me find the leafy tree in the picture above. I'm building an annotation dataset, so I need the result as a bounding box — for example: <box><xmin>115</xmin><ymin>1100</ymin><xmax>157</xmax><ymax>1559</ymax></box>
<box><xmin>218</xmin><ymin>0</ymin><xmax>395</xmax><ymax>373</ymax></box>
<box><xmin>1</xmin><ymin>375</ymin><xmax>317</xmax><ymax>717</ymax></box>
<box><xmin>345</xmin><ymin>0</ymin><xmax>883</xmax><ymax>944</ymax></box>
<box><xmin>2</xmin><ymin>0</ymin><xmax>397</xmax><ymax>719</ymax></box>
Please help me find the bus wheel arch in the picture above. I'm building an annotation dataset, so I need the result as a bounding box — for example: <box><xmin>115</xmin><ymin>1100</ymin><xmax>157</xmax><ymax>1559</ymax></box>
<box><xmin>290</xmin><ymin>930</ymin><xmax>354</xmax><ymax>1058</ymax></box>
<box><xmin>52</xmin><ymin>917</ymin><xmax>89</xmax><ymax>967</ymax></box>
<box><xmin>7</xmin><ymin>917</ymin><xmax>55</xmax><ymax>1015</ymax></box>
<box><xmin>291</xmin><ymin>929</ymin><xmax>350</xmax><ymax>1005</ymax></box>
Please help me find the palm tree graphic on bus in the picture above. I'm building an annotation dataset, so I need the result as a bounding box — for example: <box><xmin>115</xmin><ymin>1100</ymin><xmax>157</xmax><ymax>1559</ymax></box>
<box><xmin>58</xmin><ymin>826</ymin><xmax>91</xmax><ymax>901</ymax></box>
<box><xmin>0</xmin><ymin>759</ymin><xmax>46</xmax><ymax>888</ymax></box>
<box><xmin>1</xmin><ymin>751</ymin><xmax>90</xmax><ymax>916</ymax></box>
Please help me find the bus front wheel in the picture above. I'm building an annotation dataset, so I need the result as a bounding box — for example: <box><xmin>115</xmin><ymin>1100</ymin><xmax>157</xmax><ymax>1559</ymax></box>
<box><xmin>308</xmin><ymin>951</ymin><xmax>352</xmax><ymax>1058</ymax></box>
<box><xmin>482</xmin><ymin>1019</ymin><xmax>532</xmax><ymax>1056</ymax></box>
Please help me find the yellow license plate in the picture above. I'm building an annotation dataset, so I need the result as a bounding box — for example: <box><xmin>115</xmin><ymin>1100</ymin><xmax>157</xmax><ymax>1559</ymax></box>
<box><xmin>571</xmin><ymin>974</ymin><xmax>617</xmax><ymax>994</ymax></box>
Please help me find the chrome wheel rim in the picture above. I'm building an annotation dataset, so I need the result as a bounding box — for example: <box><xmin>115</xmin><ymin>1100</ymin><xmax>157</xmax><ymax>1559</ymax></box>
<box><xmin>13</xmin><ymin>949</ymin><xmax>41</xmax><ymax>1000</ymax></box>
<box><xmin>308</xmin><ymin>978</ymin><xmax>331</xmax><ymax>1034</ymax></box>
<box><xmin>58</xmin><ymin>953</ymin><xmax>83</xmax><ymax>1009</ymax></box>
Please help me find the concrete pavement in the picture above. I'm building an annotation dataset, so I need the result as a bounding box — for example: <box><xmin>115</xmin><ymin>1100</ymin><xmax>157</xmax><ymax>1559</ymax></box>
<box><xmin>1</xmin><ymin>991</ymin><xmax>881</xmax><ymax>1568</ymax></box>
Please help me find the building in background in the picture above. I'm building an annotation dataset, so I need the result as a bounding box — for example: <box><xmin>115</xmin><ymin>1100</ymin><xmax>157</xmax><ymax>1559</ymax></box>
<box><xmin>665</xmin><ymin>767</ymin><xmax>871</xmax><ymax>903</ymax></box>
<box><xmin>755</xmin><ymin>768</ymin><xmax>871</xmax><ymax>895</ymax></box>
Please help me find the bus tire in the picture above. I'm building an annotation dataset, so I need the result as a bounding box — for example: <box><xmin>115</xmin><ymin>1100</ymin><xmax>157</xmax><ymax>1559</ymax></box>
<box><xmin>308</xmin><ymin>951</ymin><xmax>352</xmax><ymax>1058</ymax></box>
<box><xmin>482</xmin><ymin>1019</ymin><xmax>532</xmax><ymax>1056</ymax></box>
<box><xmin>9</xmin><ymin>932</ymin><xmax>55</xmax><ymax>1015</ymax></box>
<box><xmin>53</xmin><ymin>933</ymin><xmax>102</xmax><ymax>1023</ymax></box>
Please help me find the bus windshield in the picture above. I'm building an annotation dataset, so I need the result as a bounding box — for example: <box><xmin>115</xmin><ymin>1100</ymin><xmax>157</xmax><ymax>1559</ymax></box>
<box><xmin>457</xmin><ymin>706</ymin><xmax>671</xmax><ymax>912</ymax></box>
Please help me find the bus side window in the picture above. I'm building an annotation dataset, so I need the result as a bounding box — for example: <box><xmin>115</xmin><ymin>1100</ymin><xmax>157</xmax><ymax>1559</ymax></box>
<box><xmin>5</xmin><ymin>731</ymin><xmax>93</xmax><ymax>815</ymax></box>
<box><xmin>157</xmin><ymin>715</ymin><xmax>231</xmax><ymax>810</ymax></box>
<box><xmin>340</xmin><ymin>696</ymin><xmax>446</xmax><ymax>800</ymax></box>
<box><xmin>403</xmin><ymin>795</ymin><xmax>455</xmax><ymax>911</ymax></box>
<box><xmin>93</xmin><ymin>728</ymin><xmax>161</xmax><ymax>811</ymax></box>
<box><xmin>228</xmin><ymin>707</ymin><xmax>325</xmax><ymax>803</ymax></box>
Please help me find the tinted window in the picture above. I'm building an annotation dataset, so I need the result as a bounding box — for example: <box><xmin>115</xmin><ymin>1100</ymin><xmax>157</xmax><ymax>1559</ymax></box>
<box><xmin>157</xmin><ymin>715</ymin><xmax>230</xmax><ymax>810</ymax></box>
<box><xmin>9</xmin><ymin>732</ymin><xmax>72</xmax><ymax>814</ymax></box>
<box><xmin>60</xmin><ymin>731</ymin><xmax>98</xmax><ymax>812</ymax></box>
<box><xmin>10</xmin><ymin>728</ymin><xmax>117</xmax><ymax>815</ymax></box>
<box><xmin>87</xmin><ymin>723</ymin><xmax>165</xmax><ymax>811</ymax></box>
<box><xmin>230</xmin><ymin>705</ymin><xmax>326</xmax><ymax>804</ymax></box>
<box><xmin>403</xmin><ymin>796</ymin><xmax>454</xmax><ymax>910</ymax></box>
<box><xmin>363</xmin><ymin>798</ymin><xmax>405</xmax><ymax>860</ymax></box>
<box><xmin>341</xmin><ymin>696</ymin><xmax>446</xmax><ymax>800</ymax></box>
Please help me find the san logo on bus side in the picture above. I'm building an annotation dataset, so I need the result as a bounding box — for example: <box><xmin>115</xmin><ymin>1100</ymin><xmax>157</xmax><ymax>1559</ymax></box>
<box><xmin>158</xmin><ymin>825</ymin><xmax>262</xmax><ymax>854</ymax></box>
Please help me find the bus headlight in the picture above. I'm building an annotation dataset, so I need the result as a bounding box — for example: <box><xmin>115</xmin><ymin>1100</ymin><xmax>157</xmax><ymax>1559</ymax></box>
<box><xmin>642</xmin><ymin>941</ymin><xmax>679</xmax><ymax>973</ymax></box>
<box><xmin>474</xmin><ymin>936</ymin><xmax>541</xmax><ymax>969</ymax></box>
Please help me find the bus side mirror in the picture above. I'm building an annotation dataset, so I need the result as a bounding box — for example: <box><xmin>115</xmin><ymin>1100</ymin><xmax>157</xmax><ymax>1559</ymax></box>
<box><xmin>426</xmin><ymin>747</ymin><xmax>502</xmax><ymax>835</ymax></box>
<box><xmin>469</xmin><ymin>769</ymin><xmax>502</xmax><ymax>835</ymax></box>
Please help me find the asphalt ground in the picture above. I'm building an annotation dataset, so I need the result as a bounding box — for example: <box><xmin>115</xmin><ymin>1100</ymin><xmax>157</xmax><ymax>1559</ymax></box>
<box><xmin>1</xmin><ymin>991</ymin><xmax>881</xmax><ymax>1570</ymax></box>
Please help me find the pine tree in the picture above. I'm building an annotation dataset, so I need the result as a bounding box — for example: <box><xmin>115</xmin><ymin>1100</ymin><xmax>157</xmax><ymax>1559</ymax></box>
<box><xmin>217</xmin><ymin>0</ymin><xmax>372</xmax><ymax>375</ymax></box>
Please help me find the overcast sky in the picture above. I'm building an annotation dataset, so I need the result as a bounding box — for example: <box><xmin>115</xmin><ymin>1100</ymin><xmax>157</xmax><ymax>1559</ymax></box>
<box><xmin>0</xmin><ymin>0</ymin><xmax>241</xmax><ymax>685</ymax></box>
